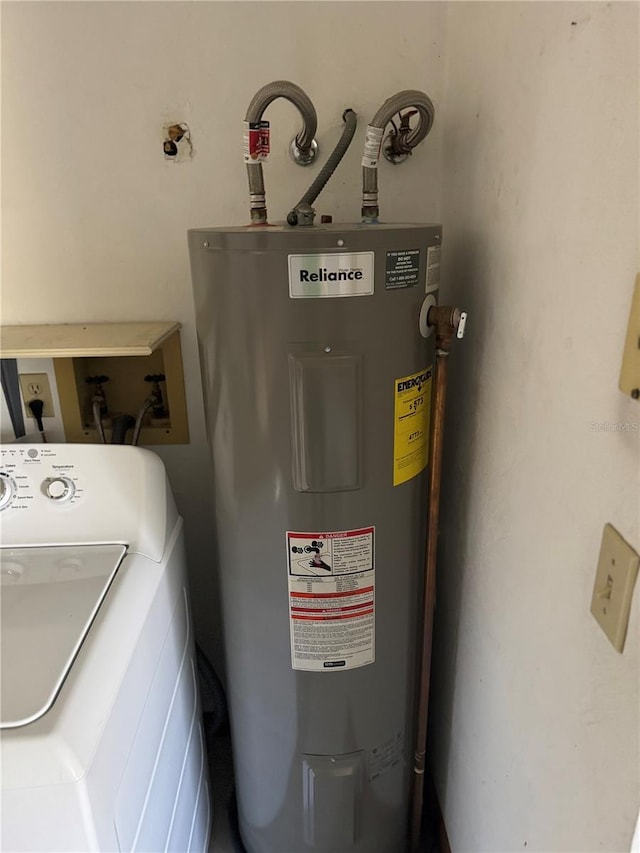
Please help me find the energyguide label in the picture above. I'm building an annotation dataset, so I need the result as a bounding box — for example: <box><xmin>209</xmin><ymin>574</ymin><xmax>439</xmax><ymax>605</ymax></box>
<box><xmin>287</xmin><ymin>527</ymin><xmax>375</xmax><ymax>672</ymax></box>
<box><xmin>393</xmin><ymin>366</ymin><xmax>433</xmax><ymax>486</ymax></box>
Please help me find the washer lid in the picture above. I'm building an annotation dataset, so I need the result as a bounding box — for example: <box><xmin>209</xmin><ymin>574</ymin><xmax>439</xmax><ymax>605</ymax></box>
<box><xmin>0</xmin><ymin>544</ymin><xmax>126</xmax><ymax>729</ymax></box>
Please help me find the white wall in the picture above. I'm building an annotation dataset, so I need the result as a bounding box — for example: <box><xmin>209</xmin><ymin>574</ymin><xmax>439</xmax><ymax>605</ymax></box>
<box><xmin>1</xmin><ymin>1</ymin><xmax>446</xmax><ymax>669</ymax></box>
<box><xmin>430</xmin><ymin>3</ymin><xmax>640</xmax><ymax>852</ymax></box>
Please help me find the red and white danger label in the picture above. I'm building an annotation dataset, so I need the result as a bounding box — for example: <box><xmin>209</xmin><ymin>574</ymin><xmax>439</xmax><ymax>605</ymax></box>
<box><xmin>243</xmin><ymin>120</ymin><xmax>270</xmax><ymax>163</ymax></box>
<box><xmin>286</xmin><ymin>527</ymin><xmax>375</xmax><ymax>672</ymax></box>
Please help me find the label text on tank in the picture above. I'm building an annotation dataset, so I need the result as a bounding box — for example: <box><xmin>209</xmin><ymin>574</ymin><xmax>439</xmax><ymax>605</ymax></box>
<box><xmin>299</xmin><ymin>268</ymin><xmax>364</xmax><ymax>282</ymax></box>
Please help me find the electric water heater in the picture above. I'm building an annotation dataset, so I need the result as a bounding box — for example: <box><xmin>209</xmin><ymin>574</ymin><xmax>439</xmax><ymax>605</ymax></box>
<box><xmin>189</xmin><ymin>222</ymin><xmax>441</xmax><ymax>852</ymax></box>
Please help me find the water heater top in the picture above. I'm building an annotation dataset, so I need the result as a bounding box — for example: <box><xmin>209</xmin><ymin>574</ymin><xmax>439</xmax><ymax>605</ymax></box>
<box><xmin>188</xmin><ymin>222</ymin><xmax>442</xmax><ymax>253</ymax></box>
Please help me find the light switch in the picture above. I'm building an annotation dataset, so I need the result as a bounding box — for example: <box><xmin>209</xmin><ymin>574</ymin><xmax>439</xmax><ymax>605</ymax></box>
<box><xmin>619</xmin><ymin>273</ymin><xmax>640</xmax><ymax>399</ymax></box>
<box><xmin>590</xmin><ymin>524</ymin><xmax>639</xmax><ymax>652</ymax></box>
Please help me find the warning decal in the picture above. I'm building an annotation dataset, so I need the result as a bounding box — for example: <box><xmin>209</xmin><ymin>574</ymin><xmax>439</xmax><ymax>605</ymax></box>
<box><xmin>393</xmin><ymin>367</ymin><xmax>432</xmax><ymax>486</ymax></box>
<box><xmin>426</xmin><ymin>245</ymin><xmax>441</xmax><ymax>291</ymax></box>
<box><xmin>243</xmin><ymin>120</ymin><xmax>270</xmax><ymax>163</ymax></box>
<box><xmin>361</xmin><ymin>125</ymin><xmax>385</xmax><ymax>168</ymax></box>
<box><xmin>385</xmin><ymin>249</ymin><xmax>420</xmax><ymax>290</ymax></box>
<box><xmin>287</xmin><ymin>527</ymin><xmax>375</xmax><ymax>672</ymax></box>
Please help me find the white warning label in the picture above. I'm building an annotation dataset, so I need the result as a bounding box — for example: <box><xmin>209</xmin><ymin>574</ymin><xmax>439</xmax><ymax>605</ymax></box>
<box><xmin>361</xmin><ymin>125</ymin><xmax>385</xmax><ymax>168</ymax></box>
<box><xmin>287</xmin><ymin>527</ymin><xmax>375</xmax><ymax>672</ymax></box>
<box><xmin>425</xmin><ymin>245</ymin><xmax>441</xmax><ymax>291</ymax></box>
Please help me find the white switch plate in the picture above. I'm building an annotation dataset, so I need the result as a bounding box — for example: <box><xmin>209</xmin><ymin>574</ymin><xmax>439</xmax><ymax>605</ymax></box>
<box><xmin>590</xmin><ymin>524</ymin><xmax>639</xmax><ymax>652</ymax></box>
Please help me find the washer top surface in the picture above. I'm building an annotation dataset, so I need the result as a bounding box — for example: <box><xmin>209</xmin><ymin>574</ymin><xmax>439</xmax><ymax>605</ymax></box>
<box><xmin>1</xmin><ymin>544</ymin><xmax>126</xmax><ymax>729</ymax></box>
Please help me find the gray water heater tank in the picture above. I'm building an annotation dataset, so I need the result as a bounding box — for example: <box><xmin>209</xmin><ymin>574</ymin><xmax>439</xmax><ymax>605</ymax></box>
<box><xmin>189</xmin><ymin>222</ymin><xmax>441</xmax><ymax>853</ymax></box>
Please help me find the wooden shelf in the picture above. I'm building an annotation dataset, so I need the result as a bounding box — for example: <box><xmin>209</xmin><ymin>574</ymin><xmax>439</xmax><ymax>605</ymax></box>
<box><xmin>1</xmin><ymin>321</ymin><xmax>189</xmax><ymax>445</ymax></box>
<box><xmin>0</xmin><ymin>322</ymin><xmax>181</xmax><ymax>358</ymax></box>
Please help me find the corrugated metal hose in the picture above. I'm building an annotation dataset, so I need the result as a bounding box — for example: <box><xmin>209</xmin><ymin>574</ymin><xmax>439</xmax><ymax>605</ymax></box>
<box><xmin>244</xmin><ymin>80</ymin><xmax>317</xmax><ymax>224</ymax></box>
<box><xmin>287</xmin><ymin>108</ymin><xmax>358</xmax><ymax>226</ymax></box>
<box><xmin>362</xmin><ymin>90</ymin><xmax>435</xmax><ymax>221</ymax></box>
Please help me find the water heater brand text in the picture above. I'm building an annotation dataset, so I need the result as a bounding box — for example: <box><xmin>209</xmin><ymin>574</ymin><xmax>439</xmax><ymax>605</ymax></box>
<box><xmin>299</xmin><ymin>268</ymin><xmax>364</xmax><ymax>282</ymax></box>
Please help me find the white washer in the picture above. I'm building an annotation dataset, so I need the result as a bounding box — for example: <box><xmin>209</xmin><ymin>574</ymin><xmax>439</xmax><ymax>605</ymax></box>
<box><xmin>0</xmin><ymin>444</ymin><xmax>211</xmax><ymax>853</ymax></box>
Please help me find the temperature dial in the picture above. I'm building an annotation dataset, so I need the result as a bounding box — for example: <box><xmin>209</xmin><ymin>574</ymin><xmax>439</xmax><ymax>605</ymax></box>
<box><xmin>43</xmin><ymin>476</ymin><xmax>75</xmax><ymax>502</ymax></box>
<box><xmin>0</xmin><ymin>472</ymin><xmax>17</xmax><ymax>511</ymax></box>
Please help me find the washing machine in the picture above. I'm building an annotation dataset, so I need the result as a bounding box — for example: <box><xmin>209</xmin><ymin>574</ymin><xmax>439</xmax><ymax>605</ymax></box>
<box><xmin>0</xmin><ymin>444</ymin><xmax>211</xmax><ymax>852</ymax></box>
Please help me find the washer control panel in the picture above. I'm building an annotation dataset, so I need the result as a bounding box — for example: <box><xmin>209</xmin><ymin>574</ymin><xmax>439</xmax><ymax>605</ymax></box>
<box><xmin>0</xmin><ymin>446</ymin><xmax>84</xmax><ymax>514</ymax></box>
<box><xmin>0</xmin><ymin>443</ymin><xmax>169</xmax><ymax>559</ymax></box>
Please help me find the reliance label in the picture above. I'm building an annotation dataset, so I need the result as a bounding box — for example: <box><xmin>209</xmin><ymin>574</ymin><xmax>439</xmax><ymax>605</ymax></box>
<box><xmin>289</xmin><ymin>252</ymin><xmax>374</xmax><ymax>298</ymax></box>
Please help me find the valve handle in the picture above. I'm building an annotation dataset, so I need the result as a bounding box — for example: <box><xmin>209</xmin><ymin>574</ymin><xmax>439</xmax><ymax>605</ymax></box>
<box><xmin>457</xmin><ymin>312</ymin><xmax>468</xmax><ymax>339</ymax></box>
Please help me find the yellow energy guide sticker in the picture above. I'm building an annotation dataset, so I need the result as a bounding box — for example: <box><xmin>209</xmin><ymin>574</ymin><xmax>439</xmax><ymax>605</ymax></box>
<box><xmin>393</xmin><ymin>366</ymin><xmax>433</xmax><ymax>486</ymax></box>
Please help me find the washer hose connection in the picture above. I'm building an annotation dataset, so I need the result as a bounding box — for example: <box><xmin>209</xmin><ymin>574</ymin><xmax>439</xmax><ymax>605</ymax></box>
<box><xmin>132</xmin><ymin>395</ymin><xmax>159</xmax><ymax>447</ymax></box>
<box><xmin>244</xmin><ymin>80</ymin><xmax>318</xmax><ymax>225</ymax></box>
<box><xmin>92</xmin><ymin>396</ymin><xmax>106</xmax><ymax>445</ymax></box>
<box><xmin>361</xmin><ymin>90</ymin><xmax>435</xmax><ymax>222</ymax></box>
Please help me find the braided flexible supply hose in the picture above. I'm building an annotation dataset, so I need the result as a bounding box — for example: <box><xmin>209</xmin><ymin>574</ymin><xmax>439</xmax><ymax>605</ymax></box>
<box><xmin>288</xmin><ymin>109</ymin><xmax>358</xmax><ymax>226</ymax></box>
<box><xmin>92</xmin><ymin>397</ymin><xmax>106</xmax><ymax>445</ymax></box>
<box><xmin>244</xmin><ymin>80</ymin><xmax>318</xmax><ymax>224</ymax></box>
<box><xmin>131</xmin><ymin>396</ymin><xmax>158</xmax><ymax>447</ymax></box>
<box><xmin>361</xmin><ymin>90</ymin><xmax>435</xmax><ymax>222</ymax></box>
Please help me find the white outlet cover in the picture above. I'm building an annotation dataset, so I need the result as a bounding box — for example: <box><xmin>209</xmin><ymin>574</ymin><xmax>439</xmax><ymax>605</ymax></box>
<box><xmin>590</xmin><ymin>523</ymin><xmax>640</xmax><ymax>652</ymax></box>
<box><xmin>18</xmin><ymin>372</ymin><xmax>55</xmax><ymax>418</ymax></box>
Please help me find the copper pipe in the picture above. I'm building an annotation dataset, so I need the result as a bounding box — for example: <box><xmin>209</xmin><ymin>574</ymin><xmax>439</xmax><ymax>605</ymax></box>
<box><xmin>410</xmin><ymin>304</ymin><xmax>463</xmax><ymax>852</ymax></box>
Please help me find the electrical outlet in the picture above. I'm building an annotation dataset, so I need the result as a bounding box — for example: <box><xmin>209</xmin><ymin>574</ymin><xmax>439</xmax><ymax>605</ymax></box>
<box><xmin>590</xmin><ymin>523</ymin><xmax>639</xmax><ymax>652</ymax></box>
<box><xmin>19</xmin><ymin>373</ymin><xmax>55</xmax><ymax>418</ymax></box>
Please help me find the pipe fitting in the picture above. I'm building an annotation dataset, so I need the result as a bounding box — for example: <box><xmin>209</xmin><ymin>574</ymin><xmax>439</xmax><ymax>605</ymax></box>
<box><xmin>290</xmin><ymin>137</ymin><xmax>318</xmax><ymax>166</ymax></box>
<box><xmin>427</xmin><ymin>304</ymin><xmax>462</xmax><ymax>330</ymax></box>
<box><xmin>427</xmin><ymin>305</ymin><xmax>463</xmax><ymax>351</ymax></box>
<box><xmin>361</xmin><ymin>190</ymin><xmax>379</xmax><ymax>222</ymax></box>
<box><xmin>361</xmin><ymin>206</ymin><xmax>379</xmax><ymax>224</ymax></box>
<box><xmin>289</xmin><ymin>202</ymin><xmax>315</xmax><ymax>227</ymax></box>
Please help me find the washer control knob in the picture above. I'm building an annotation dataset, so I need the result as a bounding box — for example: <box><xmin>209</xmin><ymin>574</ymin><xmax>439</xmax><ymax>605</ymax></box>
<box><xmin>0</xmin><ymin>473</ymin><xmax>16</xmax><ymax>511</ymax></box>
<box><xmin>43</xmin><ymin>476</ymin><xmax>75</xmax><ymax>502</ymax></box>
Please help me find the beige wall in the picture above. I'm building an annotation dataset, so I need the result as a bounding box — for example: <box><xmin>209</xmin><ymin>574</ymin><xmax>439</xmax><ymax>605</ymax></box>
<box><xmin>1</xmin><ymin>1</ymin><xmax>446</xmax><ymax>668</ymax></box>
<box><xmin>431</xmin><ymin>3</ymin><xmax>640</xmax><ymax>851</ymax></box>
